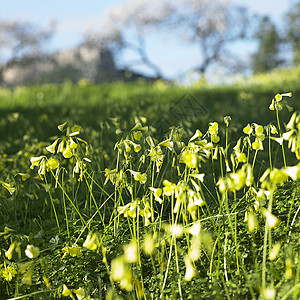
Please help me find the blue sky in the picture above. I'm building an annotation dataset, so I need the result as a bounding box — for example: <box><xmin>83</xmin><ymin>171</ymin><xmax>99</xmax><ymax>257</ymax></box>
<box><xmin>0</xmin><ymin>0</ymin><xmax>294</xmax><ymax>80</ymax></box>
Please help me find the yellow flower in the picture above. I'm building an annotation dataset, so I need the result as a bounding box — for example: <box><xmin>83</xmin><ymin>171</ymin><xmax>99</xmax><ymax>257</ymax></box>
<box><xmin>190</xmin><ymin>173</ymin><xmax>205</xmax><ymax>182</ymax></box>
<box><xmin>209</xmin><ymin>122</ymin><xmax>220</xmax><ymax>143</ymax></box>
<box><xmin>73</xmin><ymin>287</ymin><xmax>86</xmax><ymax>300</ymax></box>
<box><xmin>211</xmin><ymin>135</ymin><xmax>220</xmax><ymax>143</ymax></box>
<box><xmin>164</xmin><ymin>224</ymin><xmax>184</xmax><ymax>238</ymax></box>
<box><xmin>25</xmin><ymin>245</ymin><xmax>40</xmax><ymax>259</ymax></box>
<box><xmin>68</xmin><ymin>246</ymin><xmax>82</xmax><ymax>258</ymax></box>
<box><xmin>46</xmin><ymin>158</ymin><xmax>59</xmax><ymax>170</ymax></box>
<box><xmin>262</xmin><ymin>209</ymin><xmax>280</xmax><ymax>229</ymax></box>
<box><xmin>270</xmin><ymin>136</ymin><xmax>283</xmax><ymax>145</ymax></box>
<box><xmin>186</xmin><ymin>222</ymin><xmax>201</xmax><ymax>236</ymax></box>
<box><xmin>69</xmin><ymin>125</ymin><xmax>81</xmax><ymax>136</ymax></box>
<box><xmin>261</xmin><ymin>287</ymin><xmax>276</xmax><ymax>300</ymax></box>
<box><xmin>126</xmin><ymin>201</ymin><xmax>138</xmax><ymax>218</ymax></box>
<box><xmin>124</xmin><ymin>141</ymin><xmax>131</xmax><ymax>153</ymax></box>
<box><xmin>209</xmin><ymin>122</ymin><xmax>219</xmax><ymax>136</ymax></box>
<box><xmin>269</xmin><ymin>99</ymin><xmax>275</xmax><ymax>111</ymax></box>
<box><xmin>38</xmin><ymin>160</ymin><xmax>46</xmax><ymax>178</ymax></box>
<box><xmin>133</xmin><ymin>131</ymin><xmax>143</xmax><ymax>141</ymax></box>
<box><xmin>189</xmin><ymin>129</ymin><xmax>203</xmax><ymax>141</ymax></box>
<box><xmin>149</xmin><ymin>187</ymin><xmax>163</xmax><ymax>204</ymax></box>
<box><xmin>119</xmin><ymin>269</ymin><xmax>133</xmax><ymax>291</ymax></box>
<box><xmin>111</xmin><ymin>257</ymin><xmax>134</xmax><ymax>291</ymax></box>
<box><xmin>235</xmin><ymin>151</ymin><xmax>247</xmax><ymax>163</ymax></box>
<box><xmin>252</xmin><ymin>138</ymin><xmax>263</xmax><ymax>151</ymax></box>
<box><xmin>285</xmin><ymin>257</ymin><xmax>293</xmax><ymax>279</ymax></box>
<box><xmin>58</xmin><ymin>121</ymin><xmax>68</xmax><ymax>132</ymax></box>
<box><xmin>270</xmin><ymin>93</ymin><xmax>290</xmax><ymax>112</ymax></box>
<box><xmin>275</xmin><ymin>93</ymin><xmax>282</xmax><ymax>101</ymax></box>
<box><xmin>269</xmin><ymin>243</ymin><xmax>281</xmax><ymax>261</ymax></box>
<box><xmin>124</xmin><ymin>239</ymin><xmax>138</xmax><ymax>263</ymax></box>
<box><xmin>163</xmin><ymin>180</ymin><xmax>176</xmax><ymax>196</ymax></box>
<box><xmin>243</xmin><ymin>124</ymin><xmax>252</xmax><ymax>135</ymax></box>
<box><xmin>143</xmin><ymin>234</ymin><xmax>156</xmax><ymax>256</ymax></box>
<box><xmin>230</xmin><ymin>168</ymin><xmax>246</xmax><ymax>190</ymax></box>
<box><xmin>69</xmin><ymin>137</ymin><xmax>78</xmax><ymax>149</ymax></box>
<box><xmin>188</xmin><ymin>235</ymin><xmax>201</xmax><ymax>261</ymax></box>
<box><xmin>181</xmin><ymin>150</ymin><xmax>197</xmax><ymax>169</ymax></box>
<box><xmin>117</xmin><ymin>203</ymin><xmax>131</xmax><ymax>216</ymax></box>
<box><xmin>57</xmin><ymin>140</ymin><xmax>65</xmax><ymax>153</ymax></box>
<box><xmin>245</xmin><ymin>210</ymin><xmax>257</xmax><ymax>233</ymax></box>
<box><xmin>62</xmin><ymin>284</ymin><xmax>72</xmax><ymax>297</ymax></box>
<box><xmin>5</xmin><ymin>242</ymin><xmax>16</xmax><ymax>260</ymax></box>
<box><xmin>286</xmin><ymin>112</ymin><xmax>297</xmax><ymax>130</ymax></box>
<box><xmin>73</xmin><ymin>161</ymin><xmax>80</xmax><ymax>174</ymax></box>
<box><xmin>62</xmin><ymin>245</ymin><xmax>83</xmax><ymax>258</ymax></box>
<box><xmin>46</xmin><ymin>139</ymin><xmax>59</xmax><ymax>153</ymax></box>
<box><xmin>254</xmin><ymin>124</ymin><xmax>264</xmax><ymax>135</ymax></box>
<box><xmin>63</xmin><ymin>144</ymin><xmax>73</xmax><ymax>158</ymax></box>
<box><xmin>282</xmin><ymin>92</ymin><xmax>292</xmax><ymax>97</ymax></box>
<box><xmin>269</xmin><ymin>168</ymin><xmax>288</xmax><ymax>185</ymax></box>
<box><xmin>269</xmin><ymin>124</ymin><xmax>278</xmax><ymax>134</ymax></box>
<box><xmin>22</xmin><ymin>266</ymin><xmax>34</xmax><ymax>285</ymax></box>
<box><xmin>187</xmin><ymin>190</ymin><xmax>205</xmax><ymax>220</ymax></box>
<box><xmin>184</xmin><ymin>256</ymin><xmax>197</xmax><ymax>281</ymax></box>
<box><xmin>1</xmin><ymin>181</ymin><xmax>16</xmax><ymax>195</ymax></box>
<box><xmin>83</xmin><ymin>233</ymin><xmax>98</xmax><ymax>251</ymax></box>
<box><xmin>30</xmin><ymin>156</ymin><xmax>44</xmax><ymax>168</ymax></box>
<box><xmin>1</xmin><ymin>264</ymin><xmax>17</xmax><ymax>281</ymax></box>
<box><xmin>129</xmin><ymin>170</ymin><xmax>147</xmax><ymax>184</ymax></box>
<box><xmin>131</xmin><ymin>121</ymin><xmax>148</xmax><ymax>132</ymax></box>
<box><xmin>130</xmin><ymin>141</ymin><xmax>141</xmax><ymax>152</ymax></box>
<box><xmin>217</xmin><ymin>178</ymin><xmax>227</xmax><ymax>194</ymax></box>
<box><xmin>284</xmin><ymin>163</ymin><xmax>300</xmax><ymax>180</ymax></box>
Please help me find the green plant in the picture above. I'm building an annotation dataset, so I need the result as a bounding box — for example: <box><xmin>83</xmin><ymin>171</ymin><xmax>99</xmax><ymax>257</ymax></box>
<box><xmin>1</xmin><ymin>86</ymin><xmax>300</xmax><ymax>300</ymax></box>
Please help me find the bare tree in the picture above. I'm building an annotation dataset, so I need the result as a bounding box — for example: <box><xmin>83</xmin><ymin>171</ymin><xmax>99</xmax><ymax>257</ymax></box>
<box><xmin>84</xmin><ymin>0</ymin><xmax>175</xmax><ymax>78</ymax></box>
<box><xmin>0</xmin><ymin>19</ymin><xmax>55</xmax><ymax>84</ymax></box>
<box><xmin>167</xmin><ymin>0</ymin><xmax>248</xmax><ymax>74</ymax></box>
<box><xmin>0</xmin><ymin>19</ymin><xmax>54</xmax><ymax>61</ymax></box>
<box><xmin>84</xmin><ymin>0</ymin><xmax>248</xmax><ymax>78</ymax></box>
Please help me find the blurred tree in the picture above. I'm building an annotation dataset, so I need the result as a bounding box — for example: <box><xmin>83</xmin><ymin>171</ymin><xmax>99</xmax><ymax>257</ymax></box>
<box><xmin>84</xmin><ymin>0</ymin><xmax>170</xmax><ymax>78</ymax></box>
<box><xmin>84</xmin><ymin>0</ymin><xmax>248</xmax><ymax>78</ymax></box>
<box><xmin>0</xmin><ymin>19</ymin><xmax>54</xmax><ymax>60</ymax></box>
<box><xmin>0</xmin><ymin>19</ymin><xmax>54</xmax><ymax>83</ymax></box>
<box><xmin>286</xmin><ymin>1</ymin><xmax>300</xmax><ymax>64</ymax></box>
<box><xmin>251</xmin><ymin>16</ymin><xmax>284</xmax><ymax>73</ymax></box>
<box><xmin>165</xmin><ymin>0</ymin><xmax>248</xmax><ymax>75</ymax></box>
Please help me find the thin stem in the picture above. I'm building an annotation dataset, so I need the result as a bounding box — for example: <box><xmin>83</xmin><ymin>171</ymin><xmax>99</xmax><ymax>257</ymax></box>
<box><xmin>252</xmin><ymin>150</ymin><xmax>258</xmax><ymax>169</ymax></box>
<box><xmin>114</xmin><ymin>151</ymin><xmax>120</xmax><ymax>236</ymax></box>
<box><xmin>44</xmin><ymin>175</ymin><xmax>60</xmax><ymax>234</ymax></box>
<box><xmin>262</xmin><ymin>189</ymin><xmax>274</xmax><ymax>289</ymax></box>
<box><xmin>160</xmin><ymin>234</ymin><xmax>174</xmax><ymax>299</ymax></box>
<box><xmin>61</xmin><ymin>170</ymin><xmax>69</xmax><ymax>238</ymax></box>
<box><xmin>275</xmin><ymin>108</ymin><xmax>287</xmax><ymax>168</ymax></box>
<box><xmin>268</xmin><ymin>129</ymin><xmax>273</xmax><ymax>170</ymax></box>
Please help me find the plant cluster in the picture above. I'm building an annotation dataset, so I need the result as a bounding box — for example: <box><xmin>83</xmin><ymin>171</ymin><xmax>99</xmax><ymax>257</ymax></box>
<box><xmin>1</xmin><ymin>91</ymin><xmax>300</xmax><ymax>300</ymax></box>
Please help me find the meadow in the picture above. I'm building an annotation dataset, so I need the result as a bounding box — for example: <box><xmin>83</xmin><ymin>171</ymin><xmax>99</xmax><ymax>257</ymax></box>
<box><xmin>1</xmin><ymin>67</ymin><xmax>300</xmax><ymax>299</ymax></box>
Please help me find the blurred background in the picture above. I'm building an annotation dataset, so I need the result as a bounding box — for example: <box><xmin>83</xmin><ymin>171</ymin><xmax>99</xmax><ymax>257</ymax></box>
<box><xmin>0</xmin><ymin>0</ymin><xmax>298</xmax><ymax>86</ymax></box>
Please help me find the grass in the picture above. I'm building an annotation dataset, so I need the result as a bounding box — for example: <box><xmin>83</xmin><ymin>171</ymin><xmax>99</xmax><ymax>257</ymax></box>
<box><xmin>0</xmin><ymin>78</ymin><xmax>300</xmax><ymax>299</ymax></box>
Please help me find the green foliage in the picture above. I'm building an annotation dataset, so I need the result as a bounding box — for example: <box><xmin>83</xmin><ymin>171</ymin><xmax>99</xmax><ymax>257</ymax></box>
<box><xmin>251</xmin><ymin>16</ymin><xmax>284</xmax><ymax>73</ymax></box>
<box><xmin>1</xmin><ymin>79</ymin><xmax>300</xmax><ymax>299</ymax></box>
<box><xmin>286</xmin><ymin>1</ymin><xmax>300</xmax><ymax>64</ymax></box>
